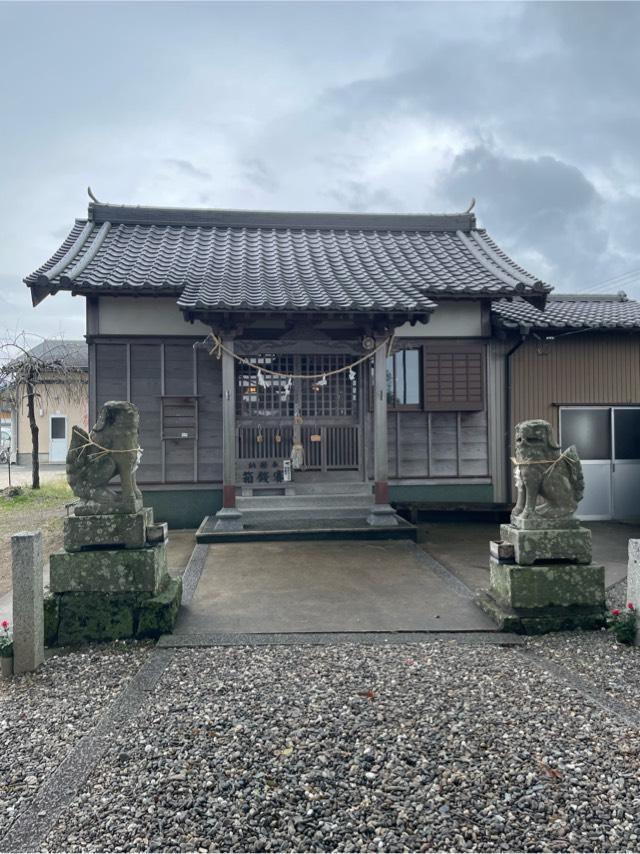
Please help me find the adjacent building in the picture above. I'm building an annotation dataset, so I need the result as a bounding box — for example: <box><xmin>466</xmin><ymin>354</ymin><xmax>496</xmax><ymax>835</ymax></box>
<box><xmin>5</xmin><ymin>340</ymin><xmax>88</xmax><ymax>465</ymax></box>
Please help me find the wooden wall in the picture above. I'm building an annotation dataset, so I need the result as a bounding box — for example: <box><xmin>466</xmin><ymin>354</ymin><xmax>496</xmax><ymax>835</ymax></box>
<box><xmin>510</xmin><ymin>333</ymin><xmax>640</xmax><ymax>434</ymax></box>
<box><xmin>387</xmin><ymin>410</ymin><xmax>489</xmax><ymax>478</ymax></box>
<box><xmin>93</xmin><ymin>339</ymin><xmax>222</xmax><ymax>485</ymax></box>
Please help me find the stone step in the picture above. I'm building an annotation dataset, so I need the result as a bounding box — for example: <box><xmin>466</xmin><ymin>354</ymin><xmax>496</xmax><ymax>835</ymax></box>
<box><xmin>237</xmin><ymin>493</ymin><xmax>373</xmax><ymax>511</ymax></box>
<box><xmin>239</xmin><ymin>506</ymin><xmax>373</xmax><ymax>524</ymax></box>
<box><xmin>240</xmin><ymin>482</ymin><xmax>372</xmax><ymax>497</ymax></box>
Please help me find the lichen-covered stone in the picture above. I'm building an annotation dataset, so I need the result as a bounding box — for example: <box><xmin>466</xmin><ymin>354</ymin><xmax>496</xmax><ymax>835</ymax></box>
<box><xmin>489</xmin><ymin>557</ymin><xmax>605</xmax><ymax>610</ymax></box>
<box><xmin>511</xmin><ymin>420</ymin><xmax>584</xmax><ymax>530</ymax></box>
<box><xmin>50</xmin><ymin>542</ymin><xmax>168</xmax><ymax>594</ymax></box>
<box><xmin>43</xmin><ymin>592</ymin><xmax>60</xmax><ymax>647</ymax></box>
<box><xmin>500</xmin><ymin>523</ymin><xmax>592</xmax><ymax>565</ymax></box>
<box><xmin>67</xmin><ymin>401</ymin><xmax>143</xmax><ymax>516</ymax></box>
<box><xmin>136</xmin><ymin>576</ymin><xmax>182</xmax><ymax>639</ymax></box>
<box><xmin>57</xmin><ymin>592</ymin><xmax>139</xmax><ymax>646</ymax></box>
<box><xmin>64</xmin><ymin>508</ymin><xmax>153</xmax><ymax>552</ymax></box>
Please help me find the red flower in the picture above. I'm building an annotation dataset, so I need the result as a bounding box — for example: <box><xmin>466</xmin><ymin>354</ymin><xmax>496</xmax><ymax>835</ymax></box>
<box><xmin>611</xmin><ymin>609</ymin><xmax>621</xmax><ymax>616</ymax></box>
<box><xmin>1</xmin><ymin>620</ymin><xmax>8</xmax><ymax>630</ymax></box>
<box><xmin>628</xmin><ymin>603</ymin><xmax>635</xmax><ymax>611</ymax></box>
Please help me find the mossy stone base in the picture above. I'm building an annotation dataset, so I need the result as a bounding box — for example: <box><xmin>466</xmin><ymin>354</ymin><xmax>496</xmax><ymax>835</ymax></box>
<box><xmin>500</xmin><ymin>523</ymin><xmax>592</xmax><ymax>566</ymax></box>
<box><xmin>57</xmin><ymin>592</ymin><xmax>137</xmax><ymax>645</ymax></box>
<box><xmin>50</xmin><ymin>542</ymin><xmax>167</xmax><ymax>594</ymax></box>
<box><xmin>137</xmin><ymin>577</ymin><xmax>183</xmax><ymax>639</ymax></box>
<box><xmin>44</xmin><ymin>592</ymin><xmax>60</xmax><ymax>647</ymax></box>
<box><xmin>490</xmin><ymin>557</ymin><xmax>605</xmax><ymax>609</ymax></box>
<box><xmin>47</xmin><ymin>575</ymin><xmax>182</xmax><ymax>647</ymax></box>
<box><xmin>476</xmin><ymin>590</ymin><xmax>607</xmax><ymax>635</ymax></box>
<box><xmin>64</xmin><ymin>508</ymin><xmax>153</xmax><ymax>552</ymax></box>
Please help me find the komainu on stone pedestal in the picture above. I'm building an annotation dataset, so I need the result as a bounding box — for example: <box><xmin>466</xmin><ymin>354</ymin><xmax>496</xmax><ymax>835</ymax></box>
<box><xmin>67</xmin><ymin>400</ymin><xmax>143</xmax><ymax>516</ymax></box>
<box><xmin>511</xmin><ymin>419</ymin><xmax>584</xmax><ymax>529</ymax></box>
<box><xmin>477</xmin><ymin>419</ymin><xmax>605</xmax><ymax>634</ymax></box>
<box><xmin>45</xmin><ymin>401</ymin><xmax>181</xmax><ymax>647</ymax></box>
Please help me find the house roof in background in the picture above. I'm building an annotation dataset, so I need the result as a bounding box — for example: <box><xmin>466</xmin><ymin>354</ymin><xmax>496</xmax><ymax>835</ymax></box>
<box><xmin>492</xmin><ymin>292</ymin><xmax>640</xmax><ymax>331</ymax></box>
<box><xmin>25</xmin><ymin>201</ymin><xmax>551</xmax><ymax>313</ymax></box>
<box><xmin>26</xmin><ymin>339</ymin><xmax>88</xmax><ymax>368</ymax></box>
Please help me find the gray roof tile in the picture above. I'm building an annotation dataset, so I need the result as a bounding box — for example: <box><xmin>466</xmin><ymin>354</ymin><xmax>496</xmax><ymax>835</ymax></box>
<box><xmin>26</xmin><ymin>203</ymin><xmax>551</xmax><ymax>313</ymax></box>
<box><xmin>492</xmin><ymin>292</ymin><xmax>640</xmax><ymax>331</ymax></box>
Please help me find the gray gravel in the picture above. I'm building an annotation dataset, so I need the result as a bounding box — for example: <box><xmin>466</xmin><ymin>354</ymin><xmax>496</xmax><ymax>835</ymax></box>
<box><xmin>40</xmin><ymin>640</ymin><xmax>640</xmax><ymax>853</ymax></box>
<box><xmin>0</xmin><ymin>642</ymin><xmax>151</xmax><ymax>838</ymax></box>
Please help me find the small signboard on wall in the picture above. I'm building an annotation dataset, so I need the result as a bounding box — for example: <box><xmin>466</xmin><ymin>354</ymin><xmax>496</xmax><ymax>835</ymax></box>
<box><xmin>237</xmin><ymin>458</ymin><xmax>288</xmax><ymax>485</ymax></box>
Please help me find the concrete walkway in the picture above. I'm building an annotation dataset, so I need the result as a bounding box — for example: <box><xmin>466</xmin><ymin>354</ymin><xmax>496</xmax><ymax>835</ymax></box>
<box><xmin>175</xmin><ymin>539</ymin><xmax>496</xmax><ymax>634</ymax></box>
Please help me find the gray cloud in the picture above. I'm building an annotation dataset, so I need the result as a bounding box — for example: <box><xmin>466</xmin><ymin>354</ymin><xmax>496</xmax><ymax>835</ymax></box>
<box><xmin>164</xmin><ymin>159</ymin><xmax>212</xmax><ymax>182</ymax></box>
<box><xmin>1</xmin><ymin>0</ymin><xmax>640</xmax><ymax>334</ymax></box>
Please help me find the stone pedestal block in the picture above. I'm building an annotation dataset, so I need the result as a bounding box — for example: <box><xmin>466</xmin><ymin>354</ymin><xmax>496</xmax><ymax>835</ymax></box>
<box><xmin>367</xmin><ymin>505</ymin><xmax>399</xmax><ymax>527</ymax></box>
<box><xmin>500</xmin><ymin>523</ymin><xmax>592</xmax><ymax>566</ymax></box>
<box><xmin>510</xmin><ymin>515</ymin><xmax>581</xmax><ymax>531</ymax></box>
<box><xmin>477</xmin><ymin>557</ymin><xmax>606</xmax><ymax>634</ymax></box>
<box><xmin>64</xmin><ymin>508</ymin><xmax>153</xmax><ymax>552</ymax></box>
<box><xmin>146</xmin><ymin>522</ymin><xmax>168</xmax><ymax>544</ymax></box>
<box><xmin>50</xmin><ymin>542</ymin><xmax>167</xmax><ymax>594</ymax></box>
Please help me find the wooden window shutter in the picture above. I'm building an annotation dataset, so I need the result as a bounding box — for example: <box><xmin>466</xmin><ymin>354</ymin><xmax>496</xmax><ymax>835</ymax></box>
<box><xmin>423</xmin><ymin>343</ymin><xmax>485</xmax><ymax>411</ymax></box>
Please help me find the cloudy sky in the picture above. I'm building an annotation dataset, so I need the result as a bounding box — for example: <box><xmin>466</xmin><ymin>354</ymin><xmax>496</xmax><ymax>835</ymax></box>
<box><xmin>1</xmin><ymin>0</ymin><xmax>639</xmax><ymax>340</ymax></box>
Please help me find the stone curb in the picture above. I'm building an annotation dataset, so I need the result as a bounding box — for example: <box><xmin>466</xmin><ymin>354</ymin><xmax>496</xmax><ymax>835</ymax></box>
<box><xmin>521</xmin><ymin>648</ymin><xmax>640</xmax><ymax>730</ymax></box>
<box><xmin>158</xmin><ymin>630</ymin><xmax>525</xmax><ymax>647</ymax></box>
<box><xmin>0</xmin><ymin>648</ymin><xmax>175</xmax><ymax>853</ymax></box>
<box><xmin>180</xmin><ymin>543</ymin><xmax>209</xmax><ymax>605</ymax></box>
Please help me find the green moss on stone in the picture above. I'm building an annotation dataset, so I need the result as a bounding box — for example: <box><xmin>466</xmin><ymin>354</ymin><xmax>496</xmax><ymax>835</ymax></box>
<box><xmin>43</xmin><ymin>593</ymin><xmax>60</xmax><ymax>647</ymax></box>
<box><xmin>57</xmin><ymin>592</ymin><xmax>140</xmax><ymax>646</ymax></box>
<box><xmin>136</xmin><ymin>576</ymin><xmax>182</xmax><ymax>639</ymax></box>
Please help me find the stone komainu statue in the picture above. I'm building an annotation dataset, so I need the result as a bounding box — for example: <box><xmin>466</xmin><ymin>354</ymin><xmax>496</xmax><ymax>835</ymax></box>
<box><xmin>67</xmin><ymin>401</ymin><xmax>143</xmax><ymax>516</ymax></box>
<box><xmin>512</xmin><ymin>419</ymin><xmax>585</xmax><ymax>522</ymax></box>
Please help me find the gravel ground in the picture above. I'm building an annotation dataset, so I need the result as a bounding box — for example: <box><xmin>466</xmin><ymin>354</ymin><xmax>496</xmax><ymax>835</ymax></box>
<box><xmin>527</xmin><ymin>629</ymin><xmax>640</xmax><ymax>710</ymax></box>
<box><xmin>0</xmin><ymin>642</ymin><xmax>151</xmax><ymax>838</ymax></box>
<box><xmin>40</xmin><ymin>640</ymin><xmax>640</xmax><ymax>853</ymax></box>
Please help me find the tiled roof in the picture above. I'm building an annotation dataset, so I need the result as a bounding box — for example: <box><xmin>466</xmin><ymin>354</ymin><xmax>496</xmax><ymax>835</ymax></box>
<box><xmin>26</xmin><ymin>202</ymin><xmax>551</xmax><ymax>313</ymax></box>
<box><xmin>27</xmin><ymin>339</ymin><xmax>88</xmax><ymax>368</ymax></box>
<box><xmin>492</xmin><ymin>292</ymin><xmax>640</xmax><ymax>331</ymax></box>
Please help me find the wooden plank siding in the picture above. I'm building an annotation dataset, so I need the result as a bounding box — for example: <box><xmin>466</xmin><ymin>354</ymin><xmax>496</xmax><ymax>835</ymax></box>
<box><xmin>387</xmin><ymin>410</ymin><xmax>489</xmax><ymax>478</ymax></box>
<box><xmin>93</xmin><ymin>339</ymin><xmax>222</xmax><ymax>485</ymax></box>
<box><xmin>510</xmin><ymin>333</ymin><xmax>640</xmax><ymax>435</ymax></box>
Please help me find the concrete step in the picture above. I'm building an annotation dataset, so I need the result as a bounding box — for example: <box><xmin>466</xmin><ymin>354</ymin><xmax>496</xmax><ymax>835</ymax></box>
<box><xmin>237</xmin><ymin>493</ymin><xmax>374</xmax><ymax>511</ymax></box>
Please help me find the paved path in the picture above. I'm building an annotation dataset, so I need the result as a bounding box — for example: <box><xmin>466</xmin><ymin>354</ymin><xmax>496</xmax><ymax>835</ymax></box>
<box><xmin>0</xmin><ymin>465</ymin><xmax>66</xmax><ymax>489</ymax></box>
<box><xmin>175</xmin><ymin>539</ymin><xmax>496</xmax><ymax>635</ymax></box>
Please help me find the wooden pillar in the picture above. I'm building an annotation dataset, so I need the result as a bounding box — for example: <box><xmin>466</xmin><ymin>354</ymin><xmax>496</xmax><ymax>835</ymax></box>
<box><xmin>215</xmin><ymin>337</ymin><xmax>243</xmax><ymax>530</ymax></box>
<box><xmin>372</xmin><ymin>341</ymin><xmax>389</xmax><ymax>504</ymax></box>
<box><xmin>368</xmin><ymin>339</ymin><xmax>398</xmax><ymax>526</ymax></box>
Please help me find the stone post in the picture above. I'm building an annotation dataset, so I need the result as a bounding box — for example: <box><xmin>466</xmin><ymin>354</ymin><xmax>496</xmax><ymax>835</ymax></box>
<box><xmin>627</xmin><ymin>540</ymin><xmax>640</xmax><ymax>643</ymax></box>
<box><xmin>11</xmin><ymin>531</ymin><xmax>44</xmax><ymax>674</ymax></box>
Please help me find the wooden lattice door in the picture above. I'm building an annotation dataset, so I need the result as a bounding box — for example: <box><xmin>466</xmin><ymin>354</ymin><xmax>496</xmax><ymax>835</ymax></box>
<box><xmin>236</xmin><ymin>354</ymin><xmax>361</xmax><ymax>478</ymax></box>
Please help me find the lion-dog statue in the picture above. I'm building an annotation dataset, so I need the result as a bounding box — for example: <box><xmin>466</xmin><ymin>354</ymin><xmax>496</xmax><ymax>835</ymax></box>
<box><xmin>67</xmin><ymin>401</ymin><xmax>143</xmax><ymax>516</ymax></box>
<box><xmin>512</xmin><ymin>419</ymin><xmax>584</xmax><ymax>524</ymax></box>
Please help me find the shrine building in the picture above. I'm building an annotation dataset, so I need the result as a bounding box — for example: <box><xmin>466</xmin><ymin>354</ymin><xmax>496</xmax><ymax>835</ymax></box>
<box><xmin>25</xmin><ymin>199</ymin><xmax>640</xmax><ymax>535</ymax></box>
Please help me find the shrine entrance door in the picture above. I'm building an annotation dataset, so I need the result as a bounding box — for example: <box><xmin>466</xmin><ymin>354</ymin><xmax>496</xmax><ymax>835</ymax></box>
<box><xmin>236</xmin><ymin>353</ymin><xmax>363</xmax><ymax>484</ymax></box>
